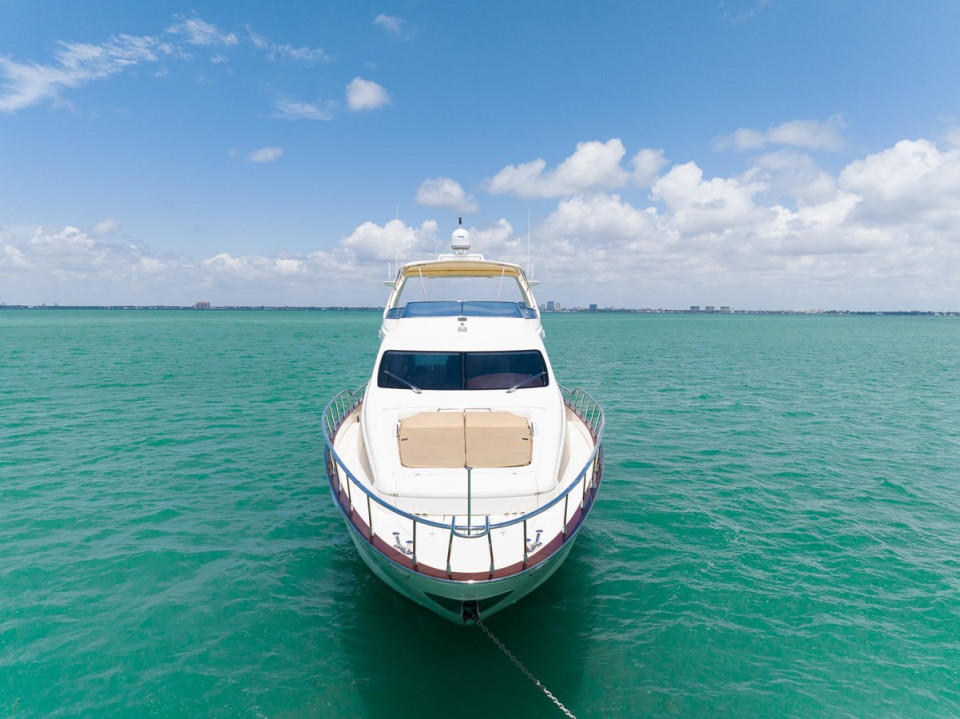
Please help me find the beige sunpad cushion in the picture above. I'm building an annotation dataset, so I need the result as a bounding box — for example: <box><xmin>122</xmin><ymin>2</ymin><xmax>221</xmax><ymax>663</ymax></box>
<box><xmin>465</xmin><ymin>411</ymin><xmax>532</xmax><ymax>468</ymax></box>
<box><xmin>398</xmin><ymin>412</ymin><xmax>465</xmax><ymax>468</ymax></box>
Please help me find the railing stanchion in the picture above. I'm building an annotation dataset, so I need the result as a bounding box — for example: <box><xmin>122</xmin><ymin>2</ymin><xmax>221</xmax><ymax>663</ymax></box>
<box><xmin>367</xmin><ymin>494</ymin><xmax>373</xmax><ymax>539</ymax></box>
<box><xmin>522</xmin><ymin>518</ymin><xmax>528</xmax><ymax>568</ymax></box>
<box><xmin>488</xmin><ymin>522</ymin><xmax>495</xmax><ymax>578</ymax></box>
<box><xmin>446</xmin><ymin>517</ymin><xmax>455</xmax><ymax>578</ymax></box>
<box><xmin>412</xmin><ymin>519</ymin><xmax>418</xmax><ymax>569</ymax></box>
<box><xmin>466</xmin><ymin>466</ymin><xmax>473</xmax><ymax>535</ymax></box>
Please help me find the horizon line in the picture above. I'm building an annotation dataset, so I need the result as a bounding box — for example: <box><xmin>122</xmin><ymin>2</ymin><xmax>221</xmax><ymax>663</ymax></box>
<box><xmin>3</xmin><ymin>304</ymin><xmax>960</xmax><ymax>316</ymax></box>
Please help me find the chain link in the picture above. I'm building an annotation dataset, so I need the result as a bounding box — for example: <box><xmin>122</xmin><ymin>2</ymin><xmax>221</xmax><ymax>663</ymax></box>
<box><xmin>474</xmin><ymin>614</ymin><xmax>577</xmax><ymax>719</ymax></box>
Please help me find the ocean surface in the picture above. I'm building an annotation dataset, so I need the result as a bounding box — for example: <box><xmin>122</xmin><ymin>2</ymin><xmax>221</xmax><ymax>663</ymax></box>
<box><xmin>2</xmin><ymin>309</ymin><xmax>959</xmax><ymax>718</ymax></box>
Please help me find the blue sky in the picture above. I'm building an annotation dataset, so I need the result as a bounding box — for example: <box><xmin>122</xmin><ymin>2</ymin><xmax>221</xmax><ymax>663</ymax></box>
<box><xmin>3</xmin><ymin>1</ymin><xmax>960</xmax><ymax>310</ymax></box>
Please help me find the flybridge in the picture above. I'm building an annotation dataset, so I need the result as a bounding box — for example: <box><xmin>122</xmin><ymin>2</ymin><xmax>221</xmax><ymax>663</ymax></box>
<box><xmin>383</xmin><ymin>223</ymin><xmax>540</xmax><ymax>322</ymax></box>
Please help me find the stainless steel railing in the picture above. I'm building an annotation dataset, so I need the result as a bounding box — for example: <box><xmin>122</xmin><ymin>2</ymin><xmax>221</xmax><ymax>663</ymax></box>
<box><xmin>322</xmin><ymin>383</ymin><xmax>604</xmax><ymax>578</ymax></box>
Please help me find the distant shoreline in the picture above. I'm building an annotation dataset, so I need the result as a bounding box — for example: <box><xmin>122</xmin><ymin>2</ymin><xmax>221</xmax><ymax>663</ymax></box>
<box><xmin>2</xmin><ymin>305</ymin><xmax>959</xmax><ymax>317</ymax></box>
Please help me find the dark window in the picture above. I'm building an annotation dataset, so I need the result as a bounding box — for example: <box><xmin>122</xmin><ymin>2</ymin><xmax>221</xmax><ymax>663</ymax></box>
<box><xmin>377</xmin><ymin>350</ymin><xmax>548</xmax><ymax>391</ymax></box>
<box><xmin>378</xmin><ymin>351</ymin><xmax>462</xmax><ymax>391</ymax></box>
<box><xmin>464</xmin><ymin>350</ymin><xmax>547</xmax><ymax>389</ymax></box>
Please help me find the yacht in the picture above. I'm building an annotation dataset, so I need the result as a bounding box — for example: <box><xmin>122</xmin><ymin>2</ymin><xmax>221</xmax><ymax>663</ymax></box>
<box><xmin>322</xmin><ymin>222</ymin><xmax>604</xmax><ymax>622</ymax></box>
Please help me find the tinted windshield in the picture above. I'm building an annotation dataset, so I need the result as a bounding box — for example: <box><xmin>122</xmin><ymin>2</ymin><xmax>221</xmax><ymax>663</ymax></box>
<box><xmin>377</xmin><ymin>350</ymin><xmax>548</xmax><ymax>391</ymax></box>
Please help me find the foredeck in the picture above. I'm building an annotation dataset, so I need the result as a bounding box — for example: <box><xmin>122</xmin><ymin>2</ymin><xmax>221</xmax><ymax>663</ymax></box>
<box><xmin>323</xmin><ymin>387</ymin><xmax>603</xmax><ymax>581</ymax></box>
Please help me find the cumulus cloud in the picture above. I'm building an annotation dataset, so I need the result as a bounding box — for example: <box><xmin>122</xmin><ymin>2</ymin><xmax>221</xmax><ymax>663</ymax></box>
<box><xmin>90</xmin><ymin>218</ymin><xmax>121</xmax><ymax>237</ymax></box>
<box><xmin>247</xmin><ymin>146</ymin><xmax>283</xmax><ymax>163</ymax></box>
<box><xmin>713</xmin><ymin>115</ymin><xmax>847</xmax><ymax>152</ymax></box>
<box><xmin>651</xmin><ymin>162</ymin><xmax>772</xmax><ymax>235</ymax></box>
<box><xmin>0</xmin><ymin>222</ymin><xmax>380</xmax><ymax>305</ymax></box>
<box><xmin>751</xmin><ymin>151</ymin><xmax>837</xmax><ymax>205</ymax></box>
<box><xmin>541</xmin><ymin>194</ymin><xmax>659</xmax><ymax>246</ymax></box>
<box><xmin>415</xmin><ymin>178</ymin><xmax>479</xmax><ymax>212</ymax></box>
<box><xmin>9</xmin><ymin>132</ymin><xmax>960</xmax><ymax>310</ymax></box>
<box><xmin>632</xmin><ymin>148</ymin><xmax>668</xmax><ymax>187</ymax></box>
<box><xmin>522</xmin><ymin>134</ymin><xmax>960</xmax><ymax>308</ymax></box>
<box><xmin>485</xmin><ymin>139</ymin><xmax>633</xmax><ymax>198</ymax></box>
<box><xmin>342</xmin><ymin>219</ymin><xmax>438</xmax><ymax>262</ymax></box>
<box><xmin>0</xmin><ymin>225</ymin><xmax>177</xmax><ymax>304</ymax></box>
<box><xmin>839</xmin><ymin>139</ymin><xmax>960</xmax><ymax>225</ymax></box>
<box><xmin>346</xmin><ymin>77</ymin><xmax>390</xmax><ymax>111</ymax></box>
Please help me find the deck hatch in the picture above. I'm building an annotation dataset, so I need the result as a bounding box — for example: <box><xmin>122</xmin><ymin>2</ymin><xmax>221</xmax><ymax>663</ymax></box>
<box><xmin>397</xmin><ymin>411</ymin><xmax>532</xmax><ymax>469</ymax></box>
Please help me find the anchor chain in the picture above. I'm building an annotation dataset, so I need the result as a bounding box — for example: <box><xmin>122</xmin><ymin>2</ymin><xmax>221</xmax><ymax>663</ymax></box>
<box><xmin>473</xmin><ymin>613</ymin><xmax>577</xmax><ymax>719</ymax></box>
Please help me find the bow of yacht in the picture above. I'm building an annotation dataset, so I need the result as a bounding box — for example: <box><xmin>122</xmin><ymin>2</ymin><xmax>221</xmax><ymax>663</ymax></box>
<box><xmin>323</xmin><ymin>223</ymin><xmax>604</xmax><ymax>622</ymax></box>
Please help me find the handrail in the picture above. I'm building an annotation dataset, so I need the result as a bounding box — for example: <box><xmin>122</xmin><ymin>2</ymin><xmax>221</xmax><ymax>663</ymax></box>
<box><xmin>322</xmin><ymin>382</ymin><xmax>604</xmax><ymax>573</ymax></box>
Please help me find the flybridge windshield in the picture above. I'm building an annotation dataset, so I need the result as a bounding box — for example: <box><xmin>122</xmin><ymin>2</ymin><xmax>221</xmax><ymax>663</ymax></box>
<box><xmin>377</xmin><ymin>350</ymin><xmax>549</xmax><ymax>391</ymax></box>
<box><xmin>385</xmin><ymin>268</ymin><xmax>539</xmax><ymax>319</ymax></box>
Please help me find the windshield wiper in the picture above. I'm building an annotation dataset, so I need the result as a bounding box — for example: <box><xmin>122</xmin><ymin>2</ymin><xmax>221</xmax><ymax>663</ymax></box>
<box><xmin>506</xmin><ymin>371</ymin><xmax>546</xmax><ymax>393</ymax></box>
<box><xmin>384</xmin><ymin>370</ymin><xmax>422</xmax><ymax>394</ymax></box>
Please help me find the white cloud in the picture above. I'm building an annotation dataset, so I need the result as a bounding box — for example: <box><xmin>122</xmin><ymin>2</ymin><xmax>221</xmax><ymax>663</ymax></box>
<box><xmin>247</xmin><ymin>146</ymin><xmax>283</xmax><ymax>163</ymax></box>
<box><xmin>415</xmin><ymin>178</ymin><xmax>478</xmax><ymax>212</ymax></box>
<box><xmin>0</xmin><ymin>226</ymin><xmax>175</xmax><ymax>300</ymax></box>
<box><xmin>714</xmin><ymin>115</ymin><xmax>847</xmax><ymax>152</ymax></box>
<box><xmin>267</xmin><ymin>44</ymin><xmax>331</xmax><ymax>63</ymax></box>
<box><xmin>90</xmin><ymin>218</ymin><xmax>121</xmax><ymax>237</ymax></box>
<box><xmin>541</xmin><ymin>194</ymin><xmax>659</xmax><ymax>245</ymax></box>
<box><xmin>485</xmin><ymin>139</ymin><xmax>632</xmax><ymax>198</ymax></box>
<box><xmin>166</xmin><ymin>17</ymin><xmax>238</xmax><ymax>46</ymax></box>
<box><xmin>651</xmin><ymin>161</ymin><xmax>772</xmax><ymax>235</ymax></box>
<box><xmin>519</xmin><ymin>134</ymin><xmax>960</xmax><ymax>308</ymax></box>
<box><xmin>0</xmin><ymin>34</ymin><xmax>171</xmax><ymax>113</ymax></box>
<box><xmin>0</xmin><ymin>224</ymin><xmax>361</xmax><ymax>305</ymax></box>
<box><xmin>346</xmin><ymin>77</ymin><xmax>390</xmax><ymax>111</ymax></box>
<box><xmin>751</xmin><ymin>151</ymin><xmax>837</xmax><ymax>205</ymax></box>
<box><xmin>273</xmin><ymin>98</ymin><xmax>334</xmax><ymax>121</ymax></box>
<box><xmin>342</xmin><ymin>219</ymin><xmax>438</xmax><ymax>261</ymax></box>
<box><xmin>0</xmin><ymin>16</ymin><xmax>327</xmax><ymax>115</ymax></box>
<box><xmin>631</xmin><ymin>148</ymin><xmax>668</xmax><ymax>187</ymax></box>
<box><xmin>244</xmin><ymin>25</ymin><xmax>330</xmax><ymax>63</ymax></box>
<box><xmin>246</xmin><ymin>25</ymin><xmax>269</xmax><ymax>50</ymax></box>
<box><xmin>374</xmin><ymin>14</ymin><xmax>410</xmax><ymax>37</ymax></box>
<box><xmin>8</xmin><ymin>132</ymin><xmax>960</xmax><ymax>310</ymax></box>
<box><xmin>839</xmin><ymin>139</ymin><xmax>960</xmax><ymax>225</ymax></box>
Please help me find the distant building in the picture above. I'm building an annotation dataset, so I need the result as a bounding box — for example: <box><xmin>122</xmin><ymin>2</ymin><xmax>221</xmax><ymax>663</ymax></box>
<box><xmin>546</xmin><ymin>300</ymin><xmax>557</xmax><ymax>311</ymax></box>
<box><xmin>720</xmin><ymin>305</ymin><xmax>732</xmax><ymax>313</ymax></box>
<box><xmin>705</xmin><ymin>305</ymin><xmax>716</xmax><ymax>313</ymax></box>
<box><xmin>589</xmin><ymin>304</ymin><xmax>598</xmax><ymax>312</ymax></box>
<box><xmin>194</xmin><ymin>301</ymin><xmax>211</xmax><ymax>310</ymax></box>
<box><xmin>690</xmin><ymin>305</ymin><xmax>700</xmax><ymax>312</ymax></box>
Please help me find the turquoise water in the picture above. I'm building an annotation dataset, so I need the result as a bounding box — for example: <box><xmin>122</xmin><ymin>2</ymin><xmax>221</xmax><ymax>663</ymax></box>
<box><xmin>2</xmin><ymin>310</ymin><xmax>959</xmax><ymax>717</ymax></box>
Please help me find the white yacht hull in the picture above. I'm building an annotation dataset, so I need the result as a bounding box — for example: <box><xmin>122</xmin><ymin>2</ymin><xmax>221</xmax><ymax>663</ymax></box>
<box><xmin>342</xmin><ymin>512</ymin><xmax>579</xmax><ymax>621</ymax></box>
<box><xmin>321</xmin><ymin>226</ymin><xmax>604</xmax><ymax>624</ymax></box>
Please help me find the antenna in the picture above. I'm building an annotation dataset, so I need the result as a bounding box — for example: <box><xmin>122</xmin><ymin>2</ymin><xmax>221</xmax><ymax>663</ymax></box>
<box><xmin>527</xmin><ymin>207</ymin><xmax>531</xmax><ymax>276</ymax></box>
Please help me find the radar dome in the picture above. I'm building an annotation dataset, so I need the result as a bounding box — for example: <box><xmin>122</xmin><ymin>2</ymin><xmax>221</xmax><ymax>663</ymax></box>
<box><xmin>451</xmin><ymin>226</ymin><xmax>471</xmax><ymax>254</ymax></box>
